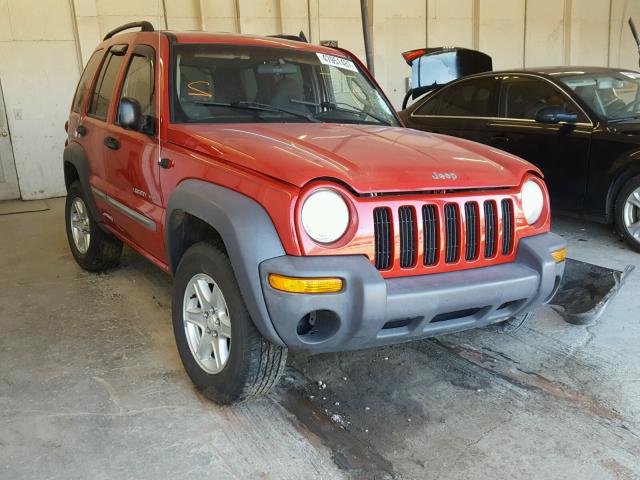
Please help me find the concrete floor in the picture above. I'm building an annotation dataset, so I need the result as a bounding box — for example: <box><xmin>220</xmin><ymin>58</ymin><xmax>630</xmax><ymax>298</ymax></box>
<box><xmin>1</xmin><ymin>198</ymin><xmax>639</xmax><ymax>480</ymax></box>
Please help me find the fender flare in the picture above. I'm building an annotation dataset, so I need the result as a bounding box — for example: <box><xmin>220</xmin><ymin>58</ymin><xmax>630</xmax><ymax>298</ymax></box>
<box><xmin>166</xmin><ymin>179</ymin><xmax>287</xmax><ymax>346</ymax></box>
<box><xmin>63</xmin><ymin>141</ymin><xmax>101</xmax><ymax>221</ymax></box>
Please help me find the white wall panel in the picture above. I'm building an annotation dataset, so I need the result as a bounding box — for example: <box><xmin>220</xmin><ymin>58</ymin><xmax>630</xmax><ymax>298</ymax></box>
<box><xmin>202</xmin><ymin>0</ymin><xmax>238</xmax><ymax>32</ymax></box>
<box><xmin>373</xmin><ymin>0</ymin><xmax>426</xmax><ymax>107</ymax></box>
<box><xmin>0</xmin><ymin>40</ymin><xmax>78</xmax><ymax>198</ymax></box>
<box><xmin>238</xmin><ymin>0</ymin><xmax>279</xmax><ymax>35</ymax></box>
<box><xmin>428</xmin><ymin>0</ymin><xmax>473</xmax><ymax>48</ymax></box>
<box><xmin>318</xmin><ymin>0</ymin><xmax>364</xmax><ymax>59</ymax></box>
<box><xmin>0</xmin><ymin>0</ymin><xmax>13</xmax><ymax>42</ymax></box>
<box><xmin>6</xmin><ymin>0</ymin><xmax>75</xmax><ymax>41</ymax></box>
<box><xmin>524</xmin><ymin>0</ymin><xmax>565</xmax><ymax>66</ymax></box>
<box><xmin>479</xmin><ymin>0</ymin><xmax>525</xmax><ymax>69</ymax></box>
<box><xmin>570</xmin><ymin>0</ymin><xmax>610</xmax><ymax>66</ymax></box>
<box><xmin>610</xmin><ymin>0</ymin><xmax>640</xmax><ymax>70</ymax></box>
<box><xmin>280</xmin><ymin>0</ymin><xmax>309</xmax><ymax>36</ymax></box>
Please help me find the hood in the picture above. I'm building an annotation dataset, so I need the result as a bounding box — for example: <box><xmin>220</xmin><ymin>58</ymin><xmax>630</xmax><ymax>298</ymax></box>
<box><xmin>167</xmin><ymin>123</ymin><xmax>538</xmax><ymax>193</ymax></box>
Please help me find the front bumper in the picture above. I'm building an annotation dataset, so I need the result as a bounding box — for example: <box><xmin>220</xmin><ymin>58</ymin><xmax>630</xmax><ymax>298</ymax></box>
<box><xmin>259</xmin><ymin>233</ymin><xmax>565</xmax><ymax>353</ymax></box>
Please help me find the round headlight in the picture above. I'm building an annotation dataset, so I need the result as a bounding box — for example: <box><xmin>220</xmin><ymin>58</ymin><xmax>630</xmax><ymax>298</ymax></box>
<box><xmin>301</xmin><ymin>189</ymin><xmax>350</xmax><ymax>244</ymax></box>
<box><xmin>521</xmin><ymin>180</ymin><xmax>544</xmax><ymax>225</ymax></box>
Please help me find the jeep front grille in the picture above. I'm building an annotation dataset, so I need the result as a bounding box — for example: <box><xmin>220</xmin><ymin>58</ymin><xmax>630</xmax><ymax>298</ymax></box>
<box><xmin>501</xmin><ymin>199</ymin><xmax>514</xmax><ymax>254</ymax></box>
<box><xmin>422</xmin><ymin>205</ymin><xmax>438</xmax><ymax>266</ymax></box>
<box><xmin>398</xmin><ymin>206</ymin><xmax>416</xmax><ymax>268</ymax></box>
<box><xmin>373</xmin><ymin>207</ymin><xmax>392</xmax><ymax>269</ymax></box>
<box><xmin>372</xmin><ymin>197</ymin><xmax>516</xmax><ymax>272</ymax></box>
<box><xmin>464</xmin><ymin>202</ymin><xmax>479</xmax><ymax>261</ymax></box>
<box><xmin>484</xmin><ymin>200</ymin><xmax>497</xmax><ymax>258</ymax></box>
<box><xmin>443</xmin><ymin>204</ymin><xmax>459</xmax><ymax>263</ymax></box>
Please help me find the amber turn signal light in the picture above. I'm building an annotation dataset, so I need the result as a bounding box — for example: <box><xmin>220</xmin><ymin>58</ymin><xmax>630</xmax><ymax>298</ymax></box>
<box><xmin>551</xmin><ymin>248</ymin><xmax>567</xmax><ymax>263</ymax></box>
<box><xmin>268</xmin><ymin>274</ymin><xmax>344</xmax><ymax>294</ymax></box>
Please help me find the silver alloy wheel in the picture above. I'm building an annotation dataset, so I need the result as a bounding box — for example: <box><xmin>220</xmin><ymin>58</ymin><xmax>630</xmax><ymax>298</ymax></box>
<box><xmin>623</xmin><ymin>187</ymin><xmax>640</xmax><ymax>241</ymax></box>
<box><xmin>183</xmin><ymin>273</ymin><xmax>232</xmax><ymax>374</ymax></box>
<box><xmin>70</xmin><ymin>197</ymin><xmax>91</xmax><ymax>254</ymax></box>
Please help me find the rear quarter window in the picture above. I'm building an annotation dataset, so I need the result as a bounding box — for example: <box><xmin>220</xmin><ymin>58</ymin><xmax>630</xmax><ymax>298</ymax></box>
<box><xmin>87</xmin><ymin>45</ymin><xmax>127</xmax><ymax>120</ymax></box>
<box><xmin>432</xmin><ymin>77</ymin><xmax>498</xmax><ymax>117</ymax></box>
<box><xmin>71</xmin><ymin>50</ymin><xmax>104</xmax><ymax>113</ymax></box>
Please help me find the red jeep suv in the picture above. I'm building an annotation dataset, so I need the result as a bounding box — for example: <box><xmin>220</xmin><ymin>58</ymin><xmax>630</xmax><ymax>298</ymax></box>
<box><xmin>64</xmin><ymin>22</ymin><xmax>566</xmax><ymax>404</ymax></box>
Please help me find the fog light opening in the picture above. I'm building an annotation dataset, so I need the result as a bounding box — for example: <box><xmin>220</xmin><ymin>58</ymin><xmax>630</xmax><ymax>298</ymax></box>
<box><xmin>296</xmin><ymin>310</ymin><xmax>340</xmax><ymax>343</ymax></box>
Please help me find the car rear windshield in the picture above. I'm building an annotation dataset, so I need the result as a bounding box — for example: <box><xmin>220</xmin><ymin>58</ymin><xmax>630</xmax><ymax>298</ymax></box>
<box><xmin>558</xmin><ymin>70</ymin><xmax>640</xmax><ymax>122</ymax></box>
<box><xmin>171</xmin><ymin>44</ymin><xmax>398</xmax><ymax>126</ymax></box>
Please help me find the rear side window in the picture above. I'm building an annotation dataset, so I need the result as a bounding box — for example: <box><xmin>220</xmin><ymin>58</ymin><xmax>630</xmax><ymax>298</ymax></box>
<box><xmin>71</xmin><ymin>50</ymin><xmax>104</xmax><ymax>113</ymax></box>
<box><xmin>434</xmin><ymin>77</ymin><xmax>498</xmax><ymax>117</ymax></box>
<box><xmin>87</xmin><ymin>45</ymin><xmax>127</xmax><ymax>120</ymax></box>
<box><xmin>413</xmin><ymin>93</ymin><xmax>440</xmax><ymax>115</ymax></box>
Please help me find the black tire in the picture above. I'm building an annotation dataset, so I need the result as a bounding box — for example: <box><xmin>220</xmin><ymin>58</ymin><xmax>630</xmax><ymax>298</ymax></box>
<box><xmin>492</xmin><ymin>311</ymin><xmax>535</xmax><ymax>333</ymax></box>
<box><xmin>65</xmin><ymin>181</ymin><xmax>123</xmax><ymax>272</ymax></box>
<box><xmin>614</xmin><ymin>175</ymin><xmax>640</xmax><ymax>252</ymax></box>
<box><xmin>172</xmin><ymin>241</ymin><xmax>288</xmax><ymax>404</ymax></box>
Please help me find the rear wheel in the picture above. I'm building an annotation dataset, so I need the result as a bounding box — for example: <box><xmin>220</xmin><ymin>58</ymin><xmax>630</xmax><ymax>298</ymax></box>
<box><xmin>172</xmin><ymin>241</ymin><xmax>287</xmax><ymax>404</ymax></box>
<box><xmin>615</xmin><ymin>175</ymin><xmax>640</xmax><ymax>252</ymax></box>
<box><xmin>65</xmin><ymin>181</ymin><xmax>122</xmax><ymax>271</ymax></box>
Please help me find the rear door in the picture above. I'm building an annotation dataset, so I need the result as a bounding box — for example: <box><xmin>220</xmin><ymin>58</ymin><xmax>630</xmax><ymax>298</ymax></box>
<box><xmin>103</xmin><ymin>42</ymin><xmax>164</xmax><ymax>261</ymax></box>
<box><xmin>0</xmin><ymin>79</ymin><xmax>20</xmax><ymax>200</ymax></box>
<box><xmin>491</xmin><ymin>75</ymin><xmax>593</xmax><ymax>211</ymax></box>
<box><xmin>407</xmin><ymin>75</ymin><xmax>500</xmax><ymax>145</ymax></box>
<box><xmin>82</xmin><ymin>44</ymin><xmax>128</xmax><ymax>219</ymax></box>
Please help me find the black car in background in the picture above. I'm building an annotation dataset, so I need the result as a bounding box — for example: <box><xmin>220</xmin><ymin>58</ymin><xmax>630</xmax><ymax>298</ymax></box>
<box><xmin>400</xmin><ymin>62</ymin><xmax>640</xmax><ymax>252</ymax></box>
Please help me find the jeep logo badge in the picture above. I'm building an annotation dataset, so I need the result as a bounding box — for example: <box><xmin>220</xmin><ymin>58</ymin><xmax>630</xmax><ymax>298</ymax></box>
<box><xmin>432</xmin><ymin>172</ymin><xmax>458</xmax><ymax>180</ymax></box>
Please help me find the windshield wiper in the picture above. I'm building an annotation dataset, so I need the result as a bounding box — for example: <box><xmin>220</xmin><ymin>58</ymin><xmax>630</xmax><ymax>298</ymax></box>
<box><xmin>191</xmin><ymin>100</ymin><xmax>320</xmax><ymax>123</ymax></box>
<box><xmin>290</xmin><ymin>99</ymin><xmax>393</xmax><ymax>126</ymax></box>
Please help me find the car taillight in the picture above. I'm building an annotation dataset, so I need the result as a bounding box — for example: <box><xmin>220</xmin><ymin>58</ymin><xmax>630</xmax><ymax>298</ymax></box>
<box><xmin>402</xmin><ymin>49</ymin><xmax>427</xmax><ymax>65</ymax></box>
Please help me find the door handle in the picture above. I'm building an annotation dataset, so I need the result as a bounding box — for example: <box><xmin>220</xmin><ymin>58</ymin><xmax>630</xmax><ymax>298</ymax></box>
<box><xmin>490</xmin><ymin>135</ymin><xmax>511</xmax><ymax>143</ymax></box>
<box><xmin>0</xmin><ymin>131</ymin><xmax>8</xmax><ymax>137</ymax></box>
<box><xmin>76</xmin><ymin>125</ymin><xmax>87</xmax><ymax>136</ymax></box>
<box><xmin>104</xmin><ymin>136</ymin><xmax>120</xmax><ymax>150</ymax></box>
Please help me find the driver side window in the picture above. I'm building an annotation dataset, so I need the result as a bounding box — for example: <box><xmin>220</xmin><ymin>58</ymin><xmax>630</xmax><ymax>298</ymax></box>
<box><xmin>118</xmin><ymin>44</ymin><xmax>155</xmax><ymax>129</ymax></box>
<box><xmin>500</xmin><ymin>77</ymin><xmax>587</xmax><ymax>122</ymax></box>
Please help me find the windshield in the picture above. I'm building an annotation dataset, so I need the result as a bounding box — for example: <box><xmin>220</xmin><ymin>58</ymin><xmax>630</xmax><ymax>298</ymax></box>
<box><xmin>558</xmin><ymin>71</ymin><xmax>640</xmax><ymax>121</ymax></box>
<box><xmin>171</xmin><ymin>44</ymin><xmax>398</xmax><ymax>126</ymax></box>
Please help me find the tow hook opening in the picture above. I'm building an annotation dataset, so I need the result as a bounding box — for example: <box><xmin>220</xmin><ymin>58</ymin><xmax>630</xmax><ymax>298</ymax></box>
<box><xmin>296</xmin><ymin>310</ymin><xmax>340</xmax><ymax>343</ymax></box>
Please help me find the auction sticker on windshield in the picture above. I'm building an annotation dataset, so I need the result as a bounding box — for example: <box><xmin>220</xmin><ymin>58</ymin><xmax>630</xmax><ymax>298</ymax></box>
<box><xmin>316</xmin><ymin>52</ymin><xmax>358</xmax><ymax>72</ymax></box>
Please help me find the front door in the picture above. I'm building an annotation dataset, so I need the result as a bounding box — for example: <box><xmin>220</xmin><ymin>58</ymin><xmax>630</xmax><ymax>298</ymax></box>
<box><xmin>104</xmin><ymin>42</ymin><xmax>164</xmax><ymax>262</ymax></box>
<box><xmin>0</xmin><ymin>79</ymin><xmax>20</xmax><ymax>200</ymax></box>
<box><xmin>491</xmin><ymin>75</ymin><xmax>593</xmax><ymax>211</ymax></box>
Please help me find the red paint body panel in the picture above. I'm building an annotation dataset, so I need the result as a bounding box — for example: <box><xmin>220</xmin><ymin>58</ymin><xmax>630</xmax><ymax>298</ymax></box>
<box><xmin>67</xmin><ymin>30</ymin><xmax>552</xmax><ymax>279</ymax></box>
<box><xmin>168</xmin><ymin>123</ymin><xmax>539</xmax><ymax>193</ymax></box>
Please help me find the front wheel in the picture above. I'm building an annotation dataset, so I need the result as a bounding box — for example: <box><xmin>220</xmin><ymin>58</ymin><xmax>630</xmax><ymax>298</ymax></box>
<box><xmin>172</xmin><ymin>241</ymin><xmax>287</xmax><ymax>404</ymax></box>
<box><xmin>615</xmin><ymin>175</ymin><xmax>640</xmax><ymax>252</ymax></box>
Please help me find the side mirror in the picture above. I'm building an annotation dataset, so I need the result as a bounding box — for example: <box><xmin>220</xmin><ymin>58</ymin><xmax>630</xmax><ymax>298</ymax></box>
<box><xmin>118</xmin><ymin>97</ymin><xmax>143</xmax><ymax>131</ymax></box>
<box><xmin>535</xmin><ymin>106</ymin><xmax>578</xmax><ymax>124</ymax></box>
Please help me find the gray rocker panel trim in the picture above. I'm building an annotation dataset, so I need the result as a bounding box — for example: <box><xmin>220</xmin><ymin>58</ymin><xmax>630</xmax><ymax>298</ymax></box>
<box><xmin>165</xmin><ymin>179</ymin><xmax>287</xmax><ymax>346</ymax></box>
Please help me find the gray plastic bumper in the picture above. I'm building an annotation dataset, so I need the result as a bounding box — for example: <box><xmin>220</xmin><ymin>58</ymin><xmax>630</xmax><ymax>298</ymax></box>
<box><xmin>259</xmin><ymin>233</ymin><xmax>566</xmax><ymax>353</ymax></box>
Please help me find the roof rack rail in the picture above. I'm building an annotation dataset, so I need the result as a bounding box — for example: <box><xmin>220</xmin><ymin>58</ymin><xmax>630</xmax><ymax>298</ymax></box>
<box><xmin>268</xmin><ymin>31</ymin><xmax>308</xmax><ymax>43</ymax></box>
<box><xmin>103</xmin><ymin>21</ymin><xmax>155</xmax><ymax>41</ymax></box>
